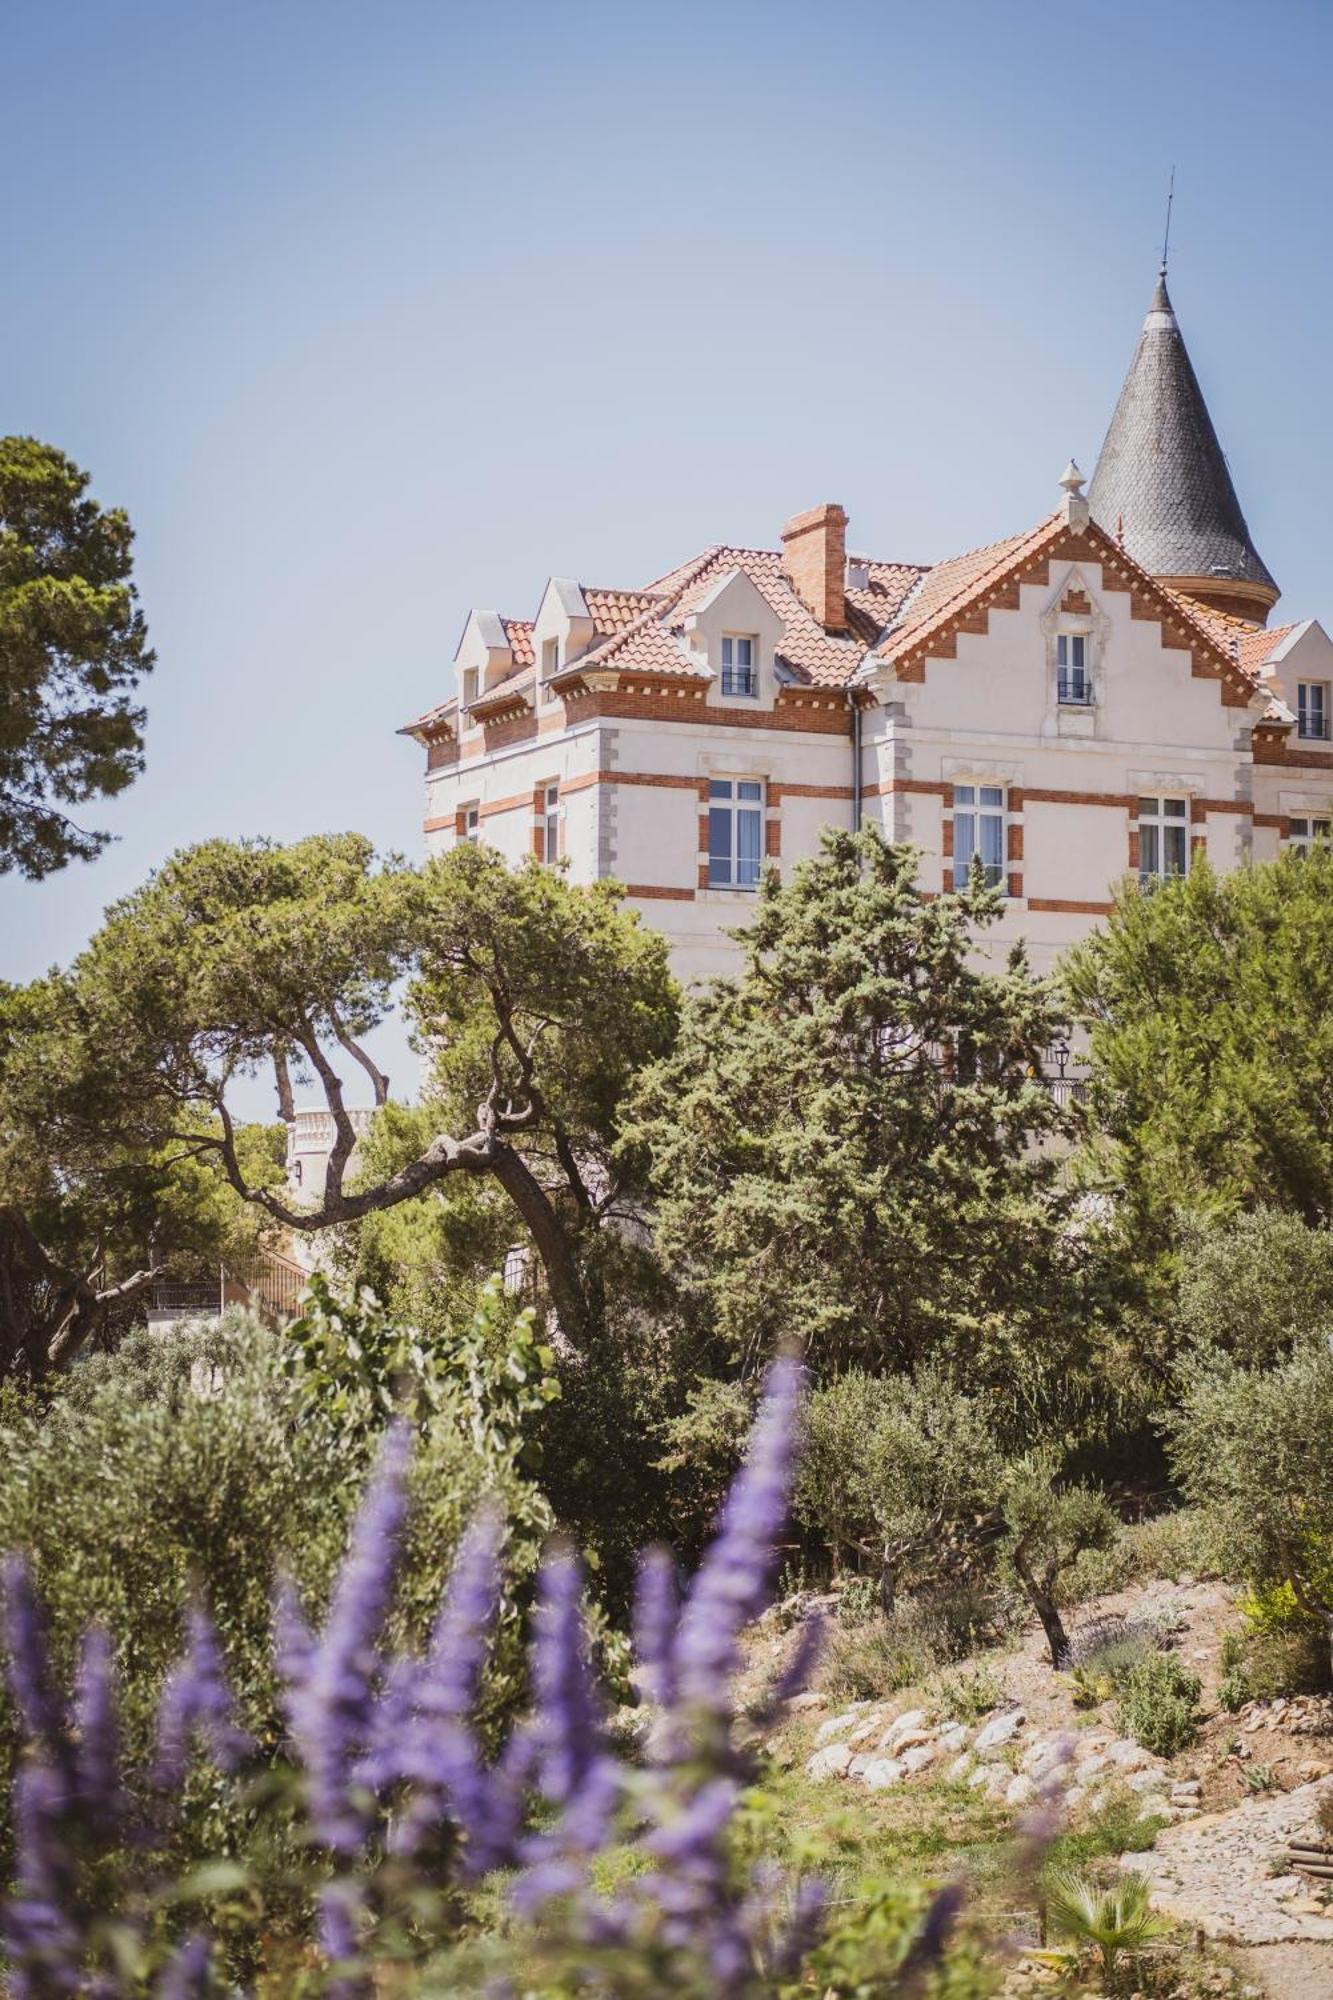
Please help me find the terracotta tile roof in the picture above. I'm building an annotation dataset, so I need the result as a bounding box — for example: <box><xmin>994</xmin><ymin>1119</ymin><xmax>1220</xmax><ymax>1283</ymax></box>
<box><xmin>584</xmin><ymin>587</ymin><xmax>662</xmax><ymax>634</ymax></box>
<box><xmin>569</xmin><ymin>546</ymin><xmax>924</xmax><ymax>690</ymax></box>
<box><xmin>502</xmin><ymin>619</ymin><xmax>535</xmax><ymax>668</ymax></box>
<box><xmin>399</xmin><ymin>697</ymin><xmax>457</xmax><ymax>738</ymax></box>
<box><xmin>1168</xmin><ymin>597</ymin><xmax>1301</xmax><ymax>682</ymax></box>
<box><xmin>878</xmin><ymin>518</ymin><xmax>1058</xmax><ymax>665</ymax></box>
<box><xmin>402</xmin><ymin>502</ymin><xmax>1274</xmax><ymax>738</ymax></box>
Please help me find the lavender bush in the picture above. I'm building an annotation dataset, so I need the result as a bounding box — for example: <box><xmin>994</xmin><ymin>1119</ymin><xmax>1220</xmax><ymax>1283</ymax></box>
<box><xmin>0</xmin><ymin>1357</ymin><xmax>985</xmax><ymax>1997</ymax></box>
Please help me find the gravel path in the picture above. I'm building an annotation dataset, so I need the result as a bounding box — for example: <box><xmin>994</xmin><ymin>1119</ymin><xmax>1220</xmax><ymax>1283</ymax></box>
<box><xmin>1121</xmin><ymin>1778</ymin><xmax>1333</xmax><ymax>1945</ymax></box>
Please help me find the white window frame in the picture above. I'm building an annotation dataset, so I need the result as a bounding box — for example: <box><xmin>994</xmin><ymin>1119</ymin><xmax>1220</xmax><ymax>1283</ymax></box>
<box><xmin>1288</xmin><ymin>815</ymin><xmax>1331</xmax><ymax>856</ymax></box>
<box><xmin>708</xmin><ymin>777</ymin><xmax>765</xmax><ymax>889</ymax></box>
<box><xmin>540</xmin><ymin>637</ymin><xmax>561</xmax><ymax>704</ymax></box>
<box><xmin>1056</xmin><ymin>630</ymin><xmax>1093</xmax><ymax>705</ymax></box>
<box><xmin>459</xmin><ymin>801</ymin><xmax>480</xmax><ymax>845</ymax></box>
<box><xmin>1297</xmin><ymin>681</ymin><xmax>1330</xmax><ymax>742</ymax></box>
<box><xmin>538</xmin><ymin>781</ymin><xmax>560</xmax><ymax>864</ymax></box>
<box><xmin>952</xmin><ymin>783</ymin><xmax>1006</xmax><ymax>891</ymax></box>
<box><xmin>461</xmin><ymin>666</ymin><xmax>479</xmax><ymax>709</ymax></box>
<box><xmin>1137</xmin><ymin>796</ymin><xmax>1189</xmax><ymax>886</ymax></box>
<box><xmin>720</xmin><ymin>632</ymin><xmax>758</xmax><ymax>699</ymax></box>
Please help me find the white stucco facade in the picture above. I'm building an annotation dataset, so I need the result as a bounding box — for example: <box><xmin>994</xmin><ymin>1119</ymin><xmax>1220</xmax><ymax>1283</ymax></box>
<box><xmin>404</xmin><ymin>483</ymin><xmax>1333</xmax><ymax>986</ymax></box>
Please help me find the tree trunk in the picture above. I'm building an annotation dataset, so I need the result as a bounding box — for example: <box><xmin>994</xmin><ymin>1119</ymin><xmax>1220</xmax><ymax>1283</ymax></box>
<box><xmin>1012</xmin><ymin>1547</ymin><xmax>1070</xmax><ymax>1669</ymax></box>
<box><xmin>878</xmin><ymin>1557</ymin><xmax>898</xmax><ymax>1618</ymax></box>
<box><xmin>488</xmin><ymin>1145</ymin><xmax>589</xmax><ymax>1338</ymax></box>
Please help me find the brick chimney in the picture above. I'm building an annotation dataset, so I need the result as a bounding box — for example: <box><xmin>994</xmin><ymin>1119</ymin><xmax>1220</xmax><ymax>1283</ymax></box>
<box><xmin>781</xmin><ymin>503</ymin><xmax>848</xmax><ymax>631</ymax></box>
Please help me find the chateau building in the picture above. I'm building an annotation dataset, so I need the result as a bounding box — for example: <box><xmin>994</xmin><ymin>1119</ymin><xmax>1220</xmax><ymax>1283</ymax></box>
<box><xmin>401</xmin><ymin>273</ymin><xmax>1333</xmax><ymax>981</ymax></box>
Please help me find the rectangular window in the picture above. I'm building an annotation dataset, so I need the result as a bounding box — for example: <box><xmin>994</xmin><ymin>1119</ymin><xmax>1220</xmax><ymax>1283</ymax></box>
<box><xmin>460</xmin><ymin>802</ymin><xmax>480</xmax><ymax>845</ymax></box>
<box><xmin>541</xmin><ymin>637</ymin><xmax>561</xmax><ymax>683</ymax></box>
<box><xmin>1298</xmin><ymin>682</ymin><xmax>1330</xmax><ymax>741</ymax></box>
<box><xmin>952</xmin><ymin>783</ymin><xmax>1006</xmax><ymax>890</ymax></box>
<box><xmin>708</xmin><ymin>778</ymin><xmax>764</xmax><ymax>889</ymax></box>
<box><xmin>1288</xmin><ymin>816</ymin><xmax>1331</xmax><ymax>856</ymax></box>
<box><xmin>539</xmin><ymin>781</ymin><xmax>560</xmax><ymax>863</ymax></box>
<box><xmin>462</xmin><ymin>666</ymin><xmax>479</xmax><ymax>709</ymax></box>
<box><xmin>721</xmin><ymin>634</ymin><xmax>758</xmax><ymax>699</ymax></box>
<box><xmin>1138</xmin><ymin>796</ymin><xmax>1189</xmax><ymax>886</ymax></box>
<box><xmin>1056</xmin><ymin>632</ymin><xmax>1092</xmax><ymax>704</ymax></box>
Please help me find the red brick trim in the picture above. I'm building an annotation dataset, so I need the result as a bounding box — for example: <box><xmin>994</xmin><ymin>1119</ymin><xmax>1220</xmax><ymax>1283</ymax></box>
<box><xmin>941</xmin><ymin>819</ymin><xmax>954</xmax><ymax>859</ymax></box>
<box><xmin>1253</xmin><ymin>813</ymin><xmax>1287</xmax><ymax>831</ymax></box>
<box><xmin>1023</xmin><ymin>788</ymin><xmax>1138</xmax><ymax>811</ymax></box>
<box><xmin>863</xmin><ymin>777</ymin><xmax>953</xmax><ymax>801</ymax></box>
<box><xmin>1191</xmin><ymin>834</ymin><xmax>1208</xmax><ymax>858</ymax></box>
<box><xmin>1253</xmin><ymin>740</ymin><xmax>1333</xmax><ymax>769</ymax></box>
<box><xmin>1007</xmin><ymin>872</ymin><xmax>1023</xmax><ymax>900</ymax></box>
<box><xmin>885</xmin><ymin>521</ymin><xmax>1256</xmax><ymax>707</ymax></box>
<box><xmin>765</xmin><ymin>817</ymin><xmax>781</xmax><ymax>859</ymax></box>
<box><xmin>768</xmin><ymin>781</ymin><xmax>855</xmax><ymax>802</ymax></box>
<box><xmin>1128</xmin><ymin>830</ymin><xmax>1141</xmax><ymax>871</ymax></box>
<box><xmin>627</xmin><ymin>884</ymin><xmax>695</xmax><ymax>901</ymax></box>
<box><xmin>1027</xmin><ymin>896</ymin><xmax>1116</xmax><ymax>916</ymax></box>
<box><xmin>1007</xmin><ymin>823</ymin><xmax>1024</xmax><ymax>862</ymax></box>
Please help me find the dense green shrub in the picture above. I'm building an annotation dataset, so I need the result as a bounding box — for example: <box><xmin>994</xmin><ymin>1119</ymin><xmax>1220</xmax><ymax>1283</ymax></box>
<box><xmin>0</xmin><ymin>1302</ymin><xmax>553</xmax><ymax>1883</ymax></box>
<box><xmin>1116</xmin><ymin>1652</ymin><xmax>1201</xmax><ymax>1758</ymax></box>
<box><xmin>821</xmin><ymin>1585</ymin><xmax>1023</xmax><ymax>1701</ymax></box>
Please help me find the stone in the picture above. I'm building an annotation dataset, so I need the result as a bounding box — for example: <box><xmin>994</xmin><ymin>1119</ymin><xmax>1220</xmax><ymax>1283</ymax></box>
<box><xmin>1128</xmin><ymin>1767</ymin><xmax>1170</xmax><ymax>1793</ymax></box>
<box><xmin>936</xmin><ymin>1725</ymin><xmax>969</xmax><ymax>1754</ymax></box>
<box><xmin>1171</xmin><ymin>1781</ymin><xmax>1203</xmax><ymax>1800</ymax></box>
<box><xmin>788</xmin><ymin>1690</ymin><xmax>824</xmax><ymax>1712</ymax></box>
<box><xmin>1073</xmin><ymin>1734</ymin><xmax>1112</xmax><ymax>1761</ymax></box>
<box><xmin>1076</xmin><ymin>1753</ymin><xmax>1109</xmax><ymax>1778</ymax></box>
<box><xmin>966</xmin><ymin>1764</ymin><xmax>994</xmax><ymax>1790</ymax></box>
<box><xmin>815</xmin><ymin>1709</ymin><xmax>863</xmax><ymax>1744</ymax></box>
<box><xmin>946</xmin><ymin>1754</ymin><xmax>974</xmax><ymax>1783</ymax></box>
<box><xmin>901</xmin><ymin>1743</ymin><xmax>937</xmax><ymax>1775</ymax></box>
<box><xmin>806</xmin><ymin>1741</ymin><xmax>854</xmax><ymax>1780</ymax></box>
<box><xmin>1243</xmin><ymin>1714</ymin><xmax>1266</xmax><ymax>1734</ymax></box>
<box><xmin>847</xmin><ymin>1755</ymin><xmax>870</xmax><ymax>1777</ymax></box>
<box><xmin>880</xmin><ymin>1709</ymin><xmax>929</xmax><ymax>1751</ymax></box>
<box><xmin>1106</xmin><ymin>1738</ymin><xmax>1153</xmax><ymax>1771</ymax></box>
<box><xmin>891</xmin><ymin>1728</ymin><xmax>935</xmax><ymax>1754</ymax></box>
<box><xmin>1005</xmin><ymin>1773</ymin><xmax>1037</xmax><ymax>1806</ymax></box>
<box><xmin>1297</xmin><ymin>1760</ymin><xmax>1329</xmax><ymax>1780</ymax></box>
<box><xmin>974</xmin><ymin>1708</ymin><xmax>1025</xmax><ymax>1753</ymax></box>
<box><xmin>847</xmin><ymin>1718</ymin><xmax>882</xmax><ymax>1746</ymax></box>
<box><xmin>860</xmin><ymin>1757</ymin><xmax>904</xmax><ymax>1791</ymax></box>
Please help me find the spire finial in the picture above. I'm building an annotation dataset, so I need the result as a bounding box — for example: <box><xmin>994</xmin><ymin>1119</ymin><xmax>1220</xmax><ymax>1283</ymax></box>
<box><xmin>1059</xmin><ymin>459</ymin><xmax>1089</xmax><ymax>529</ymax></box>
<box><xmin>1160</xmin><ymin>164</ymin><xmax>1175</xmax><ymax>279</ymax></box>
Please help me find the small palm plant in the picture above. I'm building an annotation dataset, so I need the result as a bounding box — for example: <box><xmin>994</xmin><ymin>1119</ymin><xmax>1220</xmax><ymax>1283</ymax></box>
<box><xmin>1045</xmin><ymin>1869</ymin><xmax>1168</xmax><ymax>1987</ymax></box>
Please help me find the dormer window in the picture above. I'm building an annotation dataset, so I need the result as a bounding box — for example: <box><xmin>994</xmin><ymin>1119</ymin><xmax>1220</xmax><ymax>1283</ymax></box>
<box><xmin>721</xmin><ymin>634</ymin><xmax>758</xmax><ymax>699</ymax></box>
<box><xmin>542</xmin><ymin>638</ymin><xmax>561</xmax><ymax>684</ymax></box>
<box><xmin>462</xmin><ymin>666</ymin><xmax>479</xmax><ymax>709</ymax></box>
<box><xmin>1298</xmin><ymin>681</ymin><xmax>1330</xmax><ymax>741</ymax></box>
<box><xmin>1057</xmin><ymin>633</ymin><xmax>1092</xmax><ymax>705</ymax></box>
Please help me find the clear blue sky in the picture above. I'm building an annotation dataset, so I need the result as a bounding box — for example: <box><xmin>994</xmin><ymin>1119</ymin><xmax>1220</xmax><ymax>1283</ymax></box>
<box><xmin>3</xmin><ymin>0</ymin><xmax>1330</xmax><ymax>1109</ymax></box>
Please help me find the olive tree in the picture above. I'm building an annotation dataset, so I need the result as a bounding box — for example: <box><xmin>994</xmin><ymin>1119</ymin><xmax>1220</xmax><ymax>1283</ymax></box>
<box><xmin>797</xmin><ymin>1368</ymin><xmax>1003</xmax><ymax>1612</ymax></box>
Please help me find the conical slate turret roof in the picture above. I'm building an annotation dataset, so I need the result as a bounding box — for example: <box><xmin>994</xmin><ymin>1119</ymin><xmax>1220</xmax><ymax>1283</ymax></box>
<box><xmin>1089</xmin><ymin>271</ymin><xmax>1277</xmax><ymax>611</ymax></box>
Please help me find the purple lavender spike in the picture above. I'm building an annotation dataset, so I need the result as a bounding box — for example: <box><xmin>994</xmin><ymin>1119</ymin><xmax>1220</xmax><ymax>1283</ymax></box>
<box><xmin>752</xmin><ymin>1609</ymin><xmax>826</xmax><ymax>1723</ymax></box>
<box><xmin>2</xmin><ymin>1554</ymin><xmax>66</xmax><ymax>1763</ymax></box>
<box><xmin>2</xmin><ymin>1759</ymin><xmax>81</xmax><ymax>1992</ymax></box>
<box><xmin>642</xmin><ymin>1776</ymin><xmax>738</xmax><ymax>1866</ymax></box>
<box><xmin>673</xmin><ymin>1356</ymin><xmax>803</xmax><ymax>1711</ymax></box>
<box><xmin>73</xmin><ymin>1624</ymin><xmax>125</xmax><ymax>1834</ymax></box>
<box><xmin>530</xmin><ymin>1545</ymin><xmax>603</xmax><ymax>1811</ymax></box>
<box><xmin>154</xmin><ymin>1605</ymin><xmax>253</xmax><ymax>1795</ymax></box>
<box><xmin>319</xmin><ymin>1878</ymin><xmax>368</xmax><ymax>2000</ymax></box>
<box><xmin>272</xmin><ymin>1576</ymin><xmax>316</xmax><ymax>1694</ymax></box>
<box><xmin>768</xmin><ymin>1873</ymin><xmax>828</xmax><ymax>1977</ymax></box>
<box><xmin>383</xmin><ymin>1505</ymin><xmax>504</xmax><ymax>1860</ymax></box>
<box><xmin>156</xmin><ymin>1932</ymin><xmax>212</xmax><ymax>1999</ymax></box>
<box><xmin>895</xmin><ymin>1879</ymin><xmax>967</xmax><ymax>1995</ymax></box>
<box><xmin>285</xmin><ymin>1421</ymin><xmax>413</xmax><ymax>1853</ymax></box>
<box><xmin>632</xmin><ymin>1546</ymin><xmax>679</xmax><ymax>1710</ymax></box>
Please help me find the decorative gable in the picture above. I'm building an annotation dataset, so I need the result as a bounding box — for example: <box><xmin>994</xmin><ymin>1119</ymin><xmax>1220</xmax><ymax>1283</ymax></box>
<box><xmin>680</xmin><ymin>566</ymin><xmax>786</xmax><ymax>712</ymax></box>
